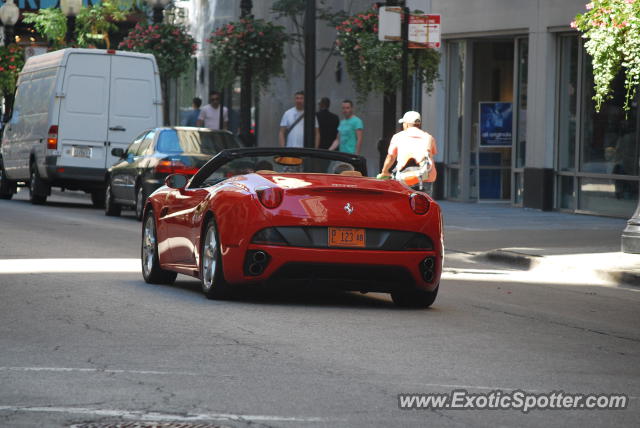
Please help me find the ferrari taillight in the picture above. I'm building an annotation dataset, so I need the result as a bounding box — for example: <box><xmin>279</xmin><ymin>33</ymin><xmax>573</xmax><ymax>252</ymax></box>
<box><xmin>47</xmin><ymin>125</ymin><xmax>58</xmax><ymax>150</ymax></box>
<box><xmin>256</xmin><ymin>186</ymin><xmax>283</xmax><ymax>209</ymax></box>
<box><xmin>155</xmin><ymin>159</ymin><xmax>199</xmax><ymax>176</ymax></box>
<box><xmin>410</xmin><ymin>193</ymin><xmax>430</xmax><ymax>215</ymax></box>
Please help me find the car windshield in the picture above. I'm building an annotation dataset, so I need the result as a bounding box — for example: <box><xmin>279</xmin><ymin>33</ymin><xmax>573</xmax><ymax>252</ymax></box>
<box><xmin>156</xmin><ymin>130</ymin><xmax>237</xmax><ymax>155</ymax></box>
<box><xmin>199</xmin><ymin>153</ymin><xmax>361</xmax><ymax>187</ymax></box>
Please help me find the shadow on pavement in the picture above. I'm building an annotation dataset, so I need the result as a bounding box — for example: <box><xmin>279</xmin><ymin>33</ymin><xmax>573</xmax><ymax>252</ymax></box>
<box><xmin>132</xmin><ymin>277</ymin><xmax>440</xmax><ymax>311</ymax></box>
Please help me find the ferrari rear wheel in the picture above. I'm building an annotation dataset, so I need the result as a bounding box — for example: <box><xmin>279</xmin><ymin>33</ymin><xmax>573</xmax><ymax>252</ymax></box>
<box><xmin>200</xmin><ymin>219</ymin><xmax>233</xmax><ymax>300</ymax></box>
<box><xmin>141</xmin><ymin>209</ymin><xmax>177</xmax><ymax>285</ymax></box>
<box><xmin>391</xmin><ymin>285</ymin><xmax>438</xmax><ymax>308</ymax></box>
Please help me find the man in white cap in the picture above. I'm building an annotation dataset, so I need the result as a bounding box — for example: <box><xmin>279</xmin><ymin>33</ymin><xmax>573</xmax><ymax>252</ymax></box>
<box><xmin>378</xmin><ymin>111</ymin><xmax>438</xmax><ymax>194</ymax></box>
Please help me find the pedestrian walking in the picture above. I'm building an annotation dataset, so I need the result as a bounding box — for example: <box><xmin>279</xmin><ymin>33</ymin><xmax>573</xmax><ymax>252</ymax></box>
<box><xmin>316</xmin><ymin>97</ymin><xmax>339</xmax><ymax>150</ymax></box>
<box><xmin>278</xmin><ymin>91</ymin><xmax>319</xmax><ymax>148</ymax></box>
<box><xmin>182</xmin><ymin>97</ymin><xmax>202</xmax><ymax>127</ymax></box>
<box><xmin>378</xmin><ymin>111</ymin><xmax>438</xmax><ymax>195</ymax></box>
<box><xmin>196</xmin><ymin>91</ymin><xmax>228</xmax><ymax>130</ymax></box>
<box><xmin>328</xmin><ymin>100</ymin><xmax>364</xmax><ymax>154</ymax></box>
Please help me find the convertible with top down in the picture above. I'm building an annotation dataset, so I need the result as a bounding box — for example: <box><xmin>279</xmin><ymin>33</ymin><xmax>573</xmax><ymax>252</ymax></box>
<box><xmin>141</xmin><ymin>148</ymin><xmax>443</xmax><ymax>308</ymax></box>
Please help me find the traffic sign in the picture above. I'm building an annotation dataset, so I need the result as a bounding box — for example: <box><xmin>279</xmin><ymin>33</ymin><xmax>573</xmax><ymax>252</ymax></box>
<box><xmin>409</xmin><ymin>14</ymin><xmax>441</xmax><ymax>49</ymax></box>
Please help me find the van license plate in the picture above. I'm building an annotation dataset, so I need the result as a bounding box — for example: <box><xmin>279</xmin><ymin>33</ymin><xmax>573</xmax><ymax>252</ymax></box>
<box><xmin>72</xmin><ymin>146</ymin><xmax>91</xmax><ymax>158</ymax></box>
<box><xmin>328</xmin><ymin>227</ymin><xmax>365</xmax><ymax>248</ymax></box>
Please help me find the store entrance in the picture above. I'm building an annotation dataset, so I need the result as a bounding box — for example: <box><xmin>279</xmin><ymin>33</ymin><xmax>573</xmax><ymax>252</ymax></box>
<box><xmin>472</xmin><ymin>40</ymin><xmax>514</xmax><ymax>200</ymax></box>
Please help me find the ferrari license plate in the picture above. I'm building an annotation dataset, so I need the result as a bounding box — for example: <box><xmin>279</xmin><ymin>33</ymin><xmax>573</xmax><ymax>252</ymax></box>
<box><xmin>328</xmin><ymin>227</ymin><xmax>365</xmax><ymax>248</ymax></box>
<box><xmin>71</xmin><ymin>146</ymin><xmax>91</xmax><ymax>158</ymax></box>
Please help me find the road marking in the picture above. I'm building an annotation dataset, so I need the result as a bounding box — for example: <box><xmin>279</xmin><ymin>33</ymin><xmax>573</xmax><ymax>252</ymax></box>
<box><xmin>0</xmin><ymin>259</ymin><xmax>140</xmax><ymax>274</ymax></box>
<box><xmin>0</xmin><ymin>406</ymin><xmax>329</xmax><ymax>423</ymax></box>
<box><xmin>0</xmin><ymin>367</ymin><xmax>199</xmax><ymax>376</ymax></box>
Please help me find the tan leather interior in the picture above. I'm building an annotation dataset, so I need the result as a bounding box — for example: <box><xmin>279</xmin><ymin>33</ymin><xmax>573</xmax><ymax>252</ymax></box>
<box><xmin>256</xmin><ymin>170</ymin><xmax>277</xmax><ymax>174</ymax></box>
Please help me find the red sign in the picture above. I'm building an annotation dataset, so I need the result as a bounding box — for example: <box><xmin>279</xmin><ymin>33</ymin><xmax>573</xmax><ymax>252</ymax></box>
<box><xmin>409</xmin><ymin>14</ymin><xmax>441</xmax><ymax>49</ymax></box>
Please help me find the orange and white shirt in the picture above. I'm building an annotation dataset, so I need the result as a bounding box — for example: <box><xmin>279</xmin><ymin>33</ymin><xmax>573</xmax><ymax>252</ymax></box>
<box><xmin>388</xmin><ymin>127</ymin><xmax>438</xmax><ymax>182</ymax></box>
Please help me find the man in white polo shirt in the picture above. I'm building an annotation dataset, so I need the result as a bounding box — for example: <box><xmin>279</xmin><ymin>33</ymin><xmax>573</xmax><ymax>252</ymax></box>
<box><xmin>278</xmin><ymin>91</ymin><xmax>319</xmax><ymax>148</ymax></box>
<box><xmin>196</xmin><ymin>91</ymin><xmax>228</xmax><ymax>130</ymax></box>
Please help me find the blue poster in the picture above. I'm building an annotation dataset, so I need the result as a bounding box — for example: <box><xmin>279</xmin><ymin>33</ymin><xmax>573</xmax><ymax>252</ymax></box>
<box><xmin>479</xmin><ymin>102</ymin><xmax>513</xmax><ymax>146</ymax></box>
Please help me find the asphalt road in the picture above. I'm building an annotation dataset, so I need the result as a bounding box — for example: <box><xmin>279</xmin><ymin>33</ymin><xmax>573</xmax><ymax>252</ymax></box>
<box><xmin>0</xmin><ymin>189</ymin><xmax>638</xmax><ymax>427</ymax></box>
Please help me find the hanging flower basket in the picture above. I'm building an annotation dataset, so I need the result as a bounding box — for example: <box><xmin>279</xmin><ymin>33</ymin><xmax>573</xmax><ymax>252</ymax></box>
<box><xmin>209</xmin><ymin>17</ymin><xmax>289</xmax><ymax>91</ymax></box>
<box><xmin>0</xmin><ymin>44</ymin><xmax>25</xmax><ymax>95</ymax></box>
<box><xmin>573</xmin><ymin>0</ymin><xmax>640</xmax><ymax>112</ymax></box>
<box><xmin>335</xmin><ymin>5</ymin><xmax>440</xmax><ymax>99</ymax></box>
<box><xmin>119</xmin><ymin>23</ymin><xmax>197</xmax><ymax>80</ymax></box>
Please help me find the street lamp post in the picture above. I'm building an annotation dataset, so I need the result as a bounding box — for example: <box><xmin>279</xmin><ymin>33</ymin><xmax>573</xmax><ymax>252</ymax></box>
<box><xmin>239</xmin><ymin>0</ymin><xmax>253</xmax><ymax>146</ymax></box>
<box><xmin>303</xmin><ymin>0</ymin><xmax>315</xmax><ymax>149</ymax></box>
<box><xmin>146</xmin><ymin>0</ymin><xmax>171</xmax><ymax>24</ymax></box>
<box><xmin>0</xmin><ymin>0</ymin><xmax>20</xmax><ymax>46</ymax></box>
<box><xmin>60</xmin><ymin>0</ymin><xmax>82</xmax><ymax>44</ymax></box>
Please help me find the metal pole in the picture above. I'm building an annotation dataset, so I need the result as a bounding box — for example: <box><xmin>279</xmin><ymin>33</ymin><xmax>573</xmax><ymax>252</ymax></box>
<box><xmin>66</xmin><ymin>17</ymin><xmax>75</xmax><ymax>43</ymax></box>
<box><xmin>153</xmin><ymin>7</ymin><xmax>163</xmax><ymax>24</ymax></box>
<box><xmin>239</xmin><ymin>0</ymin><xmax>253</xmax><ymax>145</ymax></box>
<box><xmin>401</xmin><ymin>2</ymin><xmax>410</xmax><ymax>113</ymax></box>
<box><xmin>303</xmin><ymin>0</ymin><xmax>316</xmax><ymax>149</ymax></box>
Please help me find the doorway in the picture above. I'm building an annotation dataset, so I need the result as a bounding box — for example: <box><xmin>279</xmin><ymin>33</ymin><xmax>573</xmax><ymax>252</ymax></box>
<box><xmin>472</xmin><ymin>40</ymin><xmax>514</xmax><ymax>200</ymax></box>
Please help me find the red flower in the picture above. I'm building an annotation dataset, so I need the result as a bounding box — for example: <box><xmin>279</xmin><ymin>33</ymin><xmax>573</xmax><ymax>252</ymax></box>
<box><xmin>8</xmin><ymin>65</ymin><xmax>15</xmax><ymax>70</ymax></box>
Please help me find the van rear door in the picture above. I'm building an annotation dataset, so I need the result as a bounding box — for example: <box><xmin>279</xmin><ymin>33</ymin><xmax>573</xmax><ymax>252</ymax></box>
<box><xmin>57</xmin><ymin>53</ymin><xmax>110</xmax><ymax>170</ymax></box>
<box><xmin>106</xmin><ymin>55</ymin><xmax>159</xmax><ymax>168</ymax></box>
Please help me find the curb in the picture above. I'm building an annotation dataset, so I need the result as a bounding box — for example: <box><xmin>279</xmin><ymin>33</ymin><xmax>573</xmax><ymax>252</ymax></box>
<box><xmin>476</xmin><ymin>249</ymin><xmax>640</xmax><ymax>288</ymax></box>
<box><xmin>478</xmin><ymin>249</ymin><xmax>541</xmax><ymax>270</ymax></box>
<box><xmin>602</xmin><ymin>269</ymin><xmax>640</xmax><ymax>287</ymax></box>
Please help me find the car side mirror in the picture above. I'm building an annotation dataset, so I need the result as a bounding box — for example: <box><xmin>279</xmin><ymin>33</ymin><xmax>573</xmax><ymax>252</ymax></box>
<box><xmin>111</xmin><ymin>148</ymin><xmax>125</xmax><ymax>158</ymax></box>
<box><xmin>165</xmin><ymin>174</ymin><xmax>188</xmax><ymax>190</ymax></box>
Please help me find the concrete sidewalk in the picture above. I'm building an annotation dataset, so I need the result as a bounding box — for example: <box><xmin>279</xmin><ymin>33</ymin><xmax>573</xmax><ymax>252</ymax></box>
<box><xmin>439</xmin><ymin>200</ymin><xmax>639</xmax><ymax>287</ymax></box>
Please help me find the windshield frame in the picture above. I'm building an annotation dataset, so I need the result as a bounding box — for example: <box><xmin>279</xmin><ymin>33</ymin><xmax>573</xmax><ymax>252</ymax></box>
<box><xmin>188</xmin><ymin>148</ymin><xmax>368</xmax><ymax>189</ymax></box>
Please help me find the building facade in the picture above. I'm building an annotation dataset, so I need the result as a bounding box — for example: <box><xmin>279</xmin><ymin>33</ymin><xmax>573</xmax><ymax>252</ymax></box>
<box><xmin>183</xmin><ymin>0</ymin><xmax>638</xmax><ymax>219</ymax></box>
<box><xmin>423</xmin><ymin>0</ymin><xmax>639</xmax><ymax>218</ymax></box>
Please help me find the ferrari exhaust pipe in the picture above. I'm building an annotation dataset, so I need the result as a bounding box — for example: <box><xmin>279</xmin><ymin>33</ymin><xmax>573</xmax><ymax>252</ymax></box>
<box><xmin>421</xmin><ymin>257</ymin><xmax>436</xmax><ymax>282</ymax></box>
<box><xmin>248</xmin><ymin>263</ymin><xmax>264</xmax><ymax>276</ymax></box>
<box><xmin>252</xmin><ymin>251</ymin><xmax>268</xmax><ymax>263</ymax></box>
<box><xmin>245</xmin><ymin>250</ymin><xmax>270</xmax><ymax>276</ymax></box>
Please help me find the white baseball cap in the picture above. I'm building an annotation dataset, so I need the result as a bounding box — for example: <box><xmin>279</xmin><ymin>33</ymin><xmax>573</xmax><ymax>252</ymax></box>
<box><xmin>399</xmin><ymin>111</ymin><xmax>421</xmax><ymax>124</ymax></box>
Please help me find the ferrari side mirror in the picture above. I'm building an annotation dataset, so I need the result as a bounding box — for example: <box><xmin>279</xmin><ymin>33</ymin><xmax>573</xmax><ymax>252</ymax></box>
<box><xmin>165</xmin><ymin>174</ymin><xmax>188</xmax><ymax>190</ymax></box>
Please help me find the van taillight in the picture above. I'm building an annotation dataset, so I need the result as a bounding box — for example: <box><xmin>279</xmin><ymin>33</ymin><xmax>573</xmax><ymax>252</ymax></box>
<box><xmin>47</xmin><ymin>125</ymin><xmax>58</xmax><ymax>150</ymax></box>
<box><xmin>155</xmin><ymin>159</ymin><xmax>199</xmax><ymax>176</ymax></box>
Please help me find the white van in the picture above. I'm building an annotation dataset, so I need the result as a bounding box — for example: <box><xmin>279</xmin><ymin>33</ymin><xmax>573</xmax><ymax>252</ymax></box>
<box><xmin>0</xmin><ymin>48</ymin><xmax>162</xmax><ymax>205</ymax></box>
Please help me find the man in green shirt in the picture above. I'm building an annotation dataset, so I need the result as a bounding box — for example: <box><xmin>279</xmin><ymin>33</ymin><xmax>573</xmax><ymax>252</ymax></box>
<box><xmin>328</xmin><ymin>100</ymin><xmax>364</xmax><ymax>154</ymax></box>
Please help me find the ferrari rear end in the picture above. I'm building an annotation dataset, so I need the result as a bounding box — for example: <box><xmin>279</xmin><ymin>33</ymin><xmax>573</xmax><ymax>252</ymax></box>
<box><xmin>222</xmin><ymin>173</ymin><xmax>443</xmax><ymax>307</ymax></box>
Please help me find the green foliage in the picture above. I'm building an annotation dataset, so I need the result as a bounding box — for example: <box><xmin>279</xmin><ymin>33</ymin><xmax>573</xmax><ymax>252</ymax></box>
<box><xmin>574</xmin><ymin>0</ymin><xmax>640</xmax><ymax>112</ymax></box>
<box><xmin>76</xmin><ymin>1</ymin><xmax>130</xmax><ymax>49</ymax></box>
<box><xmin>119</xmin><ymin>23</ymin><xmax>197</xmax><ymax>80</ymax></box>
<box><xmin>209</xmin><ymin>18</ymin><xmax>289</xmax><ymax>91</ymax></box>
<box><xmin>22</xmin><ymin>8</ymin><xmax>67</xmax><ymax>50</ymax></box>
<box><xmin>336</xmin><ymin>6</ymin><xmax>440</xmax><ymax>100</ymax></box>
<box><xmin>0</xmin><ymin>45</ymin><xmax>25</xmax><ymax>94</ymax></box>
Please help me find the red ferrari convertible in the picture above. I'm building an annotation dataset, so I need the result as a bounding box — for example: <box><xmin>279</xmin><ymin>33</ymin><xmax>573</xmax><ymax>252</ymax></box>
<box><xmin>141</xmin><ymin>148</ymin><xmax>443</xmax><ymax>308</ymax></box>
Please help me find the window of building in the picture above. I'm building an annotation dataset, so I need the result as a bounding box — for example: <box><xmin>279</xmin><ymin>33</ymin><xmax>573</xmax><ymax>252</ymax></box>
<box><xmin>556</xmin><ymin>35</ymin><xmax>639</xmax><ymax>217</ymax></box>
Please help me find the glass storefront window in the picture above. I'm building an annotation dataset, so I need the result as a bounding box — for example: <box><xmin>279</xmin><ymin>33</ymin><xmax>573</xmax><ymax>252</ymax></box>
<box><xmin>557</xmin><ymin>36</ymin><xmax>578</xmax><ymax>172</ymax></box>
<box><xmin>580</xmin><ymin>56</ymin><xmax>639</xmax><ymax>176</ymax></box>
<box><xmin>447</xmin><ymin>42</ymin><xmax>465</xmax><ymax>165</ymax></box>
<box><xmin>578</xmin><ymin>177</ymin><xmax>638</xmax><ymax>217</ymax></box>
<box><xmin>515</xmin><ymin>38</ymin><xmax>528</xmax><ymax>168</ymax></box>
<box><xmin>558</xmin><ymin>175</ymin><xmax>575</xmax><ymax>210</ymax></box>
<box><xmin>447</xmin><ymin>167</ymin><xmax>460</xmax><ymax>199</ymax></box>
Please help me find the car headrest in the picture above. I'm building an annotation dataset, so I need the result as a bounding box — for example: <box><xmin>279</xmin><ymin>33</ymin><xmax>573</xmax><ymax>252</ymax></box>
<box><xmin>339</xmin><ymin>170</ymin><xmax>363</xmax><ymax>177</ymax></box>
